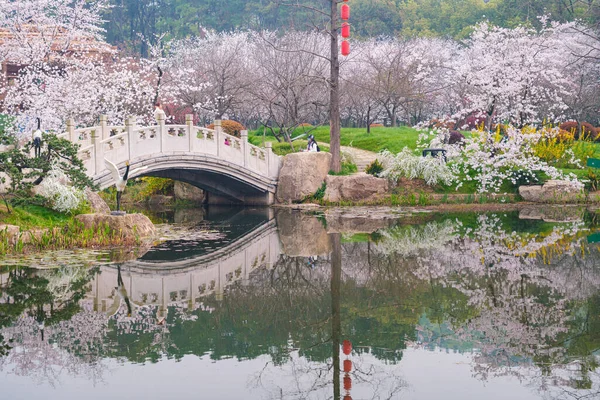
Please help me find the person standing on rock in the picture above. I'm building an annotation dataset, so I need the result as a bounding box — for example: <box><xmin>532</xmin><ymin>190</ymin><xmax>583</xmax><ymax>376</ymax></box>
<box><xmin>307</xmin><ymin>135</ymin><xmax>319</xmax><ymax>152</ymax></box>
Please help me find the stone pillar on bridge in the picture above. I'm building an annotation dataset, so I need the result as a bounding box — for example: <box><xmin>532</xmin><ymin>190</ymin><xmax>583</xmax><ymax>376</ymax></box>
<box><xmin>93</xmin><ymin>116</ymin><xmax>106</xmax><ymax>174</ymax></box>
<box><xmin>214</xmin><ymin>119</ymin><xmax>222</xmax><ymax>158</ymax></box>
<box><xmin>265</xmin><ymin>141</ymin><xmax>273</xmax><ymax>176</ymax></box>
<box><xmin>126</xmin><ymin>116</ymin><xmax>136</xmax><ymax>160</ymax></box>
<box><xmin>241</xmin><ymin>130</ymin><xmax>248</xmax><ymax>167</ymax></box>
<box><xmin>67</xmin><ymin>118</ymin><xmax>76</xmax><ymax>142</ymax></box>
<box><xmin>186</xmin><ymin>114</ymin><xmax>194</xmax><ymax>152</ymax></box>
<box><xmin>100</xmin><ymin>115</ymin><xmax>109</xmax><ymax>140</ymax></box>
<box><xmin>158</xmin><ymin>110</ymin><xmax>166</xmax><ymax>153</ymax></box>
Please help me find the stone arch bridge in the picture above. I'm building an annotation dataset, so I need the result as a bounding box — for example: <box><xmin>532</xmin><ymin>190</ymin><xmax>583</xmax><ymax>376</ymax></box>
<box><xmin>58</xmin><ymin>115</ymin><xmax>281</xmax><ymax>205</ymax></box>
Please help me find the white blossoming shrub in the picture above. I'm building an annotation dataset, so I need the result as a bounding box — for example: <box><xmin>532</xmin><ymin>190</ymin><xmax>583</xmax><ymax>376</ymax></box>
<box><xmin>449</xmin><ymin>127</ymin><xmax>582</xmax><ymax>193</ymax></box>
<box><xmin>379</xmin><ymin>148</ymin><xmax>456</xmax><ymax>186</ymax></box>
<box><xmin>37</xmin><ymin>165</ymin><xmax>86</xmax><ymax>213</ymax></box>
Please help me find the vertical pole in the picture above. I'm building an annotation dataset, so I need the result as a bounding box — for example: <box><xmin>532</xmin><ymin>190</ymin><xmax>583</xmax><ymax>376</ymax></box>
<box><xmin>329</xmin><ymin>0</ymin><xmax>341</xmax><ymax>173</ymax></box>
<box><xmin>100</xmin><ymin>115</ymin><xmax>109</xmax><ymax>140</ymax></box>
<box><xmin>214</xmin><ymin>119</ymin><xmax>222</xmax><ymax>157</ymax></box>
<box><xmin>158</xmin><ymin>112</ymin><xmax>165</xmax><ymax>153</ymax></box>
<box><xmin>67</xmin><ymin>119</ymin><xmax>76</xmax><ymax>143</ymax></box>
<box><xmin>126</xmin><ymin>116</ymin><xmax>135</xmax><ymax>160</ymax></box>
<box><xmin>241</xmin><ymin>130</ymin><xmax>248</xmax><ymax>168</ymax></box>
<box><xmin>265</xmin><ymin>141</ymin><xmax>273</xmax><ymax>177</ymax></box>
<box><xmin>186</xmin><ymin>114</ymin><xmax>194</xmax><ymax>152</ymax></box>
<box><xmin>92</xmin><ymin>126</ymin><xmax>103</xmax><ymax>175</ymax></box>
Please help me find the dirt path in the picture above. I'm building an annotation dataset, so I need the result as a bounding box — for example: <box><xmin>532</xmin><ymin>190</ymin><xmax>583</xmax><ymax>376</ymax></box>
<box><xmin>340</xmin><ymin>146</ymin><xmax>379</xmax><ymax>172</ymax></box>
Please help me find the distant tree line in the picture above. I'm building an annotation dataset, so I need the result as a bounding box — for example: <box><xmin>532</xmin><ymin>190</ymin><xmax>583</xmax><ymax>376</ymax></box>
<box><xmin>103</xmin><ymin>0</ymin><xmax>600</xmax><ymax>56</ymax></box>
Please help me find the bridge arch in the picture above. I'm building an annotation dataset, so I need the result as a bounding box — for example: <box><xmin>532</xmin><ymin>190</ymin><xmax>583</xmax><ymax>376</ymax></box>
<box><xmin>58</xmin><ymin>116</ymin><xmax>281</xmax><ymax>205</ymax></box>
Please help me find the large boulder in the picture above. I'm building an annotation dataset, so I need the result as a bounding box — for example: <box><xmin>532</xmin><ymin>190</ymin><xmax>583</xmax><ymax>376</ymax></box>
<box><xmin>519</xmin><ymin>180</ymin><xmax>584</xmax><ymax>203</ymax></box>
<box><xmin>85</xmin><ymin>188</ymin><xmax>111</xmax><ymax>214</ymax></box>
<box><xmin>75</xmin><ymin>213</ymin><xmax>155</xmax><ymax>238</ymax></box>
<box><xmin>174</xmin><ymin>181</ymin><xmax>206</xmax><ymax>203</ymax></box>
<box><xmin>276</xmin><ymin>210</ymin><xmax>331</xmax><ymax>256</ymax></box>
<box><xmin>324</xmin><ymin>173</ymin><xmax>388</xmax><ymax>203</ymax></box>
<box><xmin>276</xmin><ymin>152</ymin><xmax>332</xmax><ymax>203</ymax></box>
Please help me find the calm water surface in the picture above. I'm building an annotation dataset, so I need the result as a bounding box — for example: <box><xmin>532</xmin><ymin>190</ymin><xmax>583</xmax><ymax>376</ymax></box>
<box><xmin>0</xmin><ymin>206</ymin><xmax>599</xmax><ymax>400</ymax></box>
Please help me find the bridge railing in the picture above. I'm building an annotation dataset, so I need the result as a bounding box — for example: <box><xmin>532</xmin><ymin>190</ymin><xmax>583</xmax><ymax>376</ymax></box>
<box><xmin>60</xmin><ymin>115</ymin><xmax>280</xmax><ymax>180</ymax></box>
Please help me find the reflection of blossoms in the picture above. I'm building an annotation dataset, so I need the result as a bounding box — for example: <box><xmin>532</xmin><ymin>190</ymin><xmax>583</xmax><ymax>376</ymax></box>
<box><xmin>376</xmin><ymin>220</ymin><xmax>458</xmax><ymax>257</ymax></box>
<box><xmin>0</xmin><ymin>311</ymin><xmax>108</xmax><ymax>386</ymax></box>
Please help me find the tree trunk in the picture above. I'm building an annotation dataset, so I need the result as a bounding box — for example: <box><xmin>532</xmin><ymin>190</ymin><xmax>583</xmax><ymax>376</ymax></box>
<box><xmin>329</xmin><ymin>0</ymin><xmax>341</xmax><ymax>173</ymax></box>
<box><xmin>366</xmin><ymin>105</ymin><xmax>371</xmax><ymax>134</ymax></box>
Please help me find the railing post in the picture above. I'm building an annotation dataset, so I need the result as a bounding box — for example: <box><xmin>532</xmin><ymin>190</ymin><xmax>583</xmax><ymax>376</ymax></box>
<box><xmin>92</xmin><ymin>125</ymin><xmax>103</xmax><ymax>176</ymax></box>
<box><xmin>158</xmin><ymin>113</ymin><xmax>166</xmax><ymax>153</ymax></box>
<box><xmin>241</xmin><ymin>130</ymin><xmax>248</xmax><ymax>168</ymax></box>
<box><xmin>67</xmin><ymin>118</ymin><xmax>76</xmax><ymax>143</ymax></box>
<box><xmin>100</xmin><ymin>115</ymin><xmax>109</xmax><ymax>140</ymax></box>
<box><xmin>126</xmin><ymin>116</ymin><xmax>135</xmax><ymax>160</ymax></box>
<box><xmin>265</xmin><ymin>141</ymin><xmax>273</xmax><ymax>177</ymax></box>
<box><xmin>186</xmin><ymin>114</ymin><xmax>194</xmax><ymax>152</ymax></box>
<box><xmin>214</xmin><ymin>119</ymin><xmax>222</xmax><ymax>157</ymax></box>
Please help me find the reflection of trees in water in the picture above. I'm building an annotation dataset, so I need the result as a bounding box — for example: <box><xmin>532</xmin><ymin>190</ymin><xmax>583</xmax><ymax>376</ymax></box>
<box><xmin>0</xmin><ymin>213</ymin><xmax>599</xmax><ymax>397</ymax></box>
<box><xmin>360</xmin><ymin>214</ymin><xmax>600</xmax><ymax>397</ymax></box>
<box><xmin>0</xmin><ymin>266</ymin><xmax>108</xmax><ymax>385</ymax></box>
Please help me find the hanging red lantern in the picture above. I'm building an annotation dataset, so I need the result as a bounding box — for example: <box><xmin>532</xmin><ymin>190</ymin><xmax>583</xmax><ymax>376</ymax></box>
<box><xmin>343</xmin><ymin>375</ymin><xmax>352</xmax><ymax>391</ymax></box>
<box><xmin>343</xmin><ymin>359</ymin><xmax>352</xmax><ymax>373</ymax></box>
<box><xmin>341</xmin><ymin>4</ymin><xmax>350</xmax><ymax>20</ymax></box>
<box><xmin>342</xmin><ymin>339</ymin><xmax>352</xmax><ymax>355</ymax></box>
<box><xmin>341</xmin><ymin>23</ymin><xmax>350</xmax><ymax>38</ymax></box>
<box><xmin>341</xmin><ymin>40</ymin><xmax>350</xmax><ymax>56</ymax></box>
<box><xmin>343</xmin><ymin>396</ymin><xmax>352</xmax><ymax>400</ymax></box>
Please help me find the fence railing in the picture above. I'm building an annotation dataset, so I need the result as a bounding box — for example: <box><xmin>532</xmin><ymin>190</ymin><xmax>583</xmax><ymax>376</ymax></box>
<box><xmin>58</xmin><ymin>115</ymin><xmax>280</xmax><ymax>180</ymax></box>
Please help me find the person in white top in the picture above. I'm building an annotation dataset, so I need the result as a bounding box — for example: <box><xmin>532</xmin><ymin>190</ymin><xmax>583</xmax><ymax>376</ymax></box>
<box><xmin>32</xmin><ymin>118</ymin><xmax>43</xmax><ymax>158</ymax></box>
<box><xmin>307</xmin><ymin>134</ymin><xmax>318</xmax><ymax>152</ymax></box>
<box><xmin>154</xmin><ymin>103</ymin><xmax>166</xmax><ymax>123</ymax></box>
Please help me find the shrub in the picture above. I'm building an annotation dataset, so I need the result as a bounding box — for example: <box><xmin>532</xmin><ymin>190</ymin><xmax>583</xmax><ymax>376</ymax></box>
<box><xmin>207</xmin><ymin>120</ymin><xmax>246</xmax><ymax>138</ymax></box>
<box><xmin>298</xmin><ymin>123</ymin><xmax>313</xmax><ymax>127</ymax></box>
<box><xmin>559</xmin><ymin>121</ymin><xmax>597</xmax><ymax>140</ymax></box>
<box><xmin>461</xmin><ymin>113</ymin><xmax>488</xmax><ymax>130</ymax></box>
<box><xmin>136</xmin><ymin>177</ymin><xmax>174</xmax><ymax>201</ymax></box>
<box><xmin>447</xmin><ymin>130</ymin><xmax>465</xmax><ymax>145</ymax></box>
<box><xmin>379</xmin><ymin>148</ymin><xmax>455</xmax><ymax>186</ymax></box>
<box><xmin>36</xmin><ymin>165</ymin><xmax>86</xmax><ymax>214</ymax></box>
<box><xmin>370</xmin><ymin>123</ymin><xmax>384</xmax><ymax>128</ymax></box>
<box><xmin>365</xmin><ymin>159</ymin><xmax>384</xmax><ymax>176</ymax></box>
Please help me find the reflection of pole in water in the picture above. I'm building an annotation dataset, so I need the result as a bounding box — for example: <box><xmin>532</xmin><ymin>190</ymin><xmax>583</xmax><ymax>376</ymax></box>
<box><xmin>117</xmin><ymin>265</ymin><xmax>132</xmax><ymax>317</ymax></box>
<box><xmin>331</xmin><ymin>233</ymin><xmax>342</xmax><ymax>400</ymax></box>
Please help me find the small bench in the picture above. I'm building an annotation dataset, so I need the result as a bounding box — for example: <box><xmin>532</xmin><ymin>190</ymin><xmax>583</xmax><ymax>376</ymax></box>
<box><xmin>422</xmin><ymin>148</ymin><xmax>447</xmax><ymax>162</ymax></box>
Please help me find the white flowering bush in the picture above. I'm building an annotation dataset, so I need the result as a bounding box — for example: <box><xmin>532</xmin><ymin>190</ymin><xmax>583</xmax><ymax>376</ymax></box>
<box><xmin>37</xmin><ymin>165</ymin><xmax>86</xmax><ymax>213</ymax></box>
<box><xmin>448</xmin><ymin>127</ymin><xmax>582</xmax><ymax>193</ymax></box>
<box><xmin>379</xmin><ymin>148</ymin><xmax>456</xmax><ymax>186</ymax></box>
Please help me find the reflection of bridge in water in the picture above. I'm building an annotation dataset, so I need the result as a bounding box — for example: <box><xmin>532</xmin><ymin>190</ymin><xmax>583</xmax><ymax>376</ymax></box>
<box><xmin>91</xmin><ymin>216</ymin><xmax>281</xmax><ymax>314</ymax></box>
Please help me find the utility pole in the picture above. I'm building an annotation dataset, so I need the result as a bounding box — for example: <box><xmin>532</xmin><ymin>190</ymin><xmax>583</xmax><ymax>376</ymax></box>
<box><xmin>329</xmin><ymin>0</ymin><xmax>342</xmax><ymax>173</ymax></box>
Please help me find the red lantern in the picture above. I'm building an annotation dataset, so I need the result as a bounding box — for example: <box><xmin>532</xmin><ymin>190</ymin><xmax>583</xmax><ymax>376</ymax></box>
<box><xmin>342</xmin><ymin>339</ymin><xmax>352</xmax><ymax>355</ymax></box>
<box><xmin>343</xmin><ymin>375</ymin><xmax>352</xmax><ymax>391</ymax></box>
<box><xmin>341</xmin><ymin>40</ymin><xmax>350</xmax><ymax>56</ymax></box>
<box><xmin>343</xmin><ymin>359</ymin><xmax>352</xmax><ymax>373</ymax></box>
<box><xmin>343</xmin><ymin>396</ymin><xmax>352</xmax><ymax>400</ymax></box>
<box><xmin>341</xmin><ymin>4</ymin><xmax>350</xmax><ymax>20</ymax></box>
<box><xmin>341</xmin><ymin>23</ymin><xmax>350</xmax><ymax>38</ymax></box>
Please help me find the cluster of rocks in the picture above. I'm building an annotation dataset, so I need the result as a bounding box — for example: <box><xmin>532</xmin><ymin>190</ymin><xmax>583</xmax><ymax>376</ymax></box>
<box><xmin>275</xmin><ymin>152</ymin><xmax>388</xmax><ymax>204</ymax></box>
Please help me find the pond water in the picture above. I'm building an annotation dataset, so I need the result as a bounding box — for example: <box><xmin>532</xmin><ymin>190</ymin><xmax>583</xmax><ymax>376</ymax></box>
<box><xmin>0</xmin><ymin>206</ymin><xmax>599</xmax><ymax>400</ymax></box>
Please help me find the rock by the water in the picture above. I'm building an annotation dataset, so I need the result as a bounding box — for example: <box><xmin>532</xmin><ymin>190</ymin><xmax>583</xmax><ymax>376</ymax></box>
<box><xmin>519</xmin><ymin>180</ymin><xmax>584</xmax><ymax>203</ymax></box>
<box><xmin>85</xmin><ymin>188</ymin><xmax>111</xmax><ymax>214</ymax></box>
<box><xmin>174</xmin><ymin>181</ymin><xmax>206</xmax><ymax>203</ymax></box>
<box><xmin>324</xmin><ymin>173</ymin><xmax>388</xmax><ymax>203</ymax></box>
<box><xmin>75</xmin><ymin>213</ymin><xmax>155</xmax><ymax>238</ymax></box>
<box><xmin>276</xmin><ymin>152</ymin><xmax>332</xmax><ymax>203</ymax></box>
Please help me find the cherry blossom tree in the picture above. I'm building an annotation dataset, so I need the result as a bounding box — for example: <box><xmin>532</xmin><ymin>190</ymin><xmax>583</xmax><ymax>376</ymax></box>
<box><xmin>454</xmin><ymin>21</ymin><xmax>573</xmax><ymax>129</ymax></box>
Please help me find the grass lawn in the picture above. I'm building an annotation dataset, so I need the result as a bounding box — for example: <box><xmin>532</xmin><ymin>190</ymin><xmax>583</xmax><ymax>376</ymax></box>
<box><xmin>249</xmin><ymin>126</ymin><xmax>420</xmax><ymax>154</ymax></box>
<box><xmin>0</xmin><ymin>203</ymin><xmax>73</xmax><ymax>230</ymax></box>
